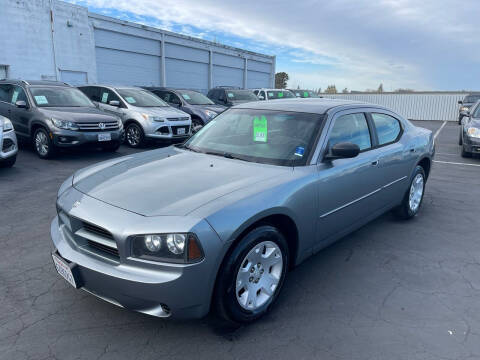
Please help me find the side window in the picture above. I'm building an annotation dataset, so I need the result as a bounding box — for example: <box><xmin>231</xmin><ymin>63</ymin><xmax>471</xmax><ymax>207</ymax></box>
<box><xmin>99</xmin><ymin>88</ymin><xmax>120</xmax><ymax>104</ymax></box>
<box><xmin>168</xmin><ymin>92</ymin><xmax>181</xmax><ymax>105</ymax></box>
<box><xmin>259</xmin><ymin>91</ymin><xmax>266</xmax><ymax>100</ymax></box>
<box><xmin>253</xmin><ymin>90</ymin><xmax>259</xmax><ymax>96</ymax></box>
<box><xmin>371</xmin><ymin>113</ymin><xmax>401</xmax><ymax>145</ymax></box>
<box><xmin>218</xmin><ymin>91</ymin><xmax>226</xmax><ymax>101</ymax></box>
<box><xmin>329</xmin><ymin>113</ymin><xmax>372</xmax><ymax>151</ymax></box>
<box><xmin>155</xmin><ymin>91</ymin><xmax>170</xmax><ymax>102</ymax></box>
<box><xmin>0</xmin><ymin>84</ymin><xmax>13</xmax><ymax>103</ymax></box>
<box><xmin>207</xmin><ymin>90</ymin><xmax>215</xmax><ymax>100</ymax></box>
<box><xmin>11</xmin><ymin>86</ymin><xmax>28</xmax><ymax>104</ymax></box>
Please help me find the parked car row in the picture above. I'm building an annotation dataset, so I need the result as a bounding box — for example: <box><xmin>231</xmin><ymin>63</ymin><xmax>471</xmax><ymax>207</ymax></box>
<box><xmin>0</xmin><ymin>79</ymin><xmax>318</xmax><ymax>164</ymax></box>
<box><xmin>459</xmin><ymin>98</ymin><xmax>480</xmax><ymax>157</ymax></box>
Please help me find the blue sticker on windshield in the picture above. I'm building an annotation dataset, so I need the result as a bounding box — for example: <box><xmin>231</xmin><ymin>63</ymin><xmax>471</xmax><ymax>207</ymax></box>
<box><xmin>294</xmin><ymin>146</ymin><xmax>305</xmax><ymax>157</ymax></box>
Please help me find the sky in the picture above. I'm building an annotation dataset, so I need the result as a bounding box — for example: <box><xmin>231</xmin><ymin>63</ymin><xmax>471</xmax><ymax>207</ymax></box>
<box><xmin>68</xmin><ymin>0</ymin><xmax>480</xmax><ymax>92</ymax></box>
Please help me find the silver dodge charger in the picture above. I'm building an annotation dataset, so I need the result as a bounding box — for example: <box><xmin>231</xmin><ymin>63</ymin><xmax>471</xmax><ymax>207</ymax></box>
<box><xmin>51</xmin><ymin>98</ymin><xmax>435</xmax><ymax>324</ymax></box>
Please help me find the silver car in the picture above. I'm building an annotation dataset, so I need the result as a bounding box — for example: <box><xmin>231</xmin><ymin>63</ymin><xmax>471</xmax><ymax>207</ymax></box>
<box><xmin>51</xmin><ymin>99</ymin><xmax>434</xmax><ymax>324</ymax></box>
<box><xmin>0</xmin><ymin>115</ymin><xmax>18</xmax><ymax>167</ymax></box>
<box><xmin>78</xmin><ymin>85</ymin><xmax>191</xmax><ymax>147</ymax></box>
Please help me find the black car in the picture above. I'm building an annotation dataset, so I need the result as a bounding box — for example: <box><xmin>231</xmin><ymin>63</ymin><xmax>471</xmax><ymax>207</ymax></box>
<box><xmin>459</xmin><ymin>100</ymin><xmax>480</xmax><ymax>157</ymax></box>
<box><xmin>207</xmin><ymin>87</ymin><xmax>259</xmax><ymax>107</ymax></box>
<box><xmin>0</xmin><ymin>80</ymin><xmax>123</xmax><ymax>159</ymax></box>
<box><xmin>458</xmin><ymin>93</ymin><xmax>480</xmax><ymax>124</ymax></box>
<box><xmin>144</xmin><ymin>87</ymin><xmax>226</xmax><ymax>133</ymax></box>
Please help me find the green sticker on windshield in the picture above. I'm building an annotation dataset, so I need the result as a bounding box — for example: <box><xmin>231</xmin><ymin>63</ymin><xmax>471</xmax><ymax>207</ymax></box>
<box><xmin>101</xmin><ymin>92</ymin><xmax>109</xmax><ymax>103</ymax></box>
<box><xmin>304</xmin><ymin>91</ymin><xmax>309</xmax><ymax>97</ymax></box>
<box><xmin>125</xmin><ymin>96</ymin><xmax>136</xmax><ymax>104</ymax></box>
<box><xmin>181</xmin><ymin>94</ymin><xmax>191</xmax><ymax>100</ymax></box>
<box><xmin>11</xmin><ymin>90</ymin><xmax>20</xmax><ymax>103</ymax></box>
<box><xmin>253</xmin><ymin>116</ymin><xmax>267</xmax><ymax>142</ymax></box>
<box><xmin>278</xmin><ymin>92</ymin><xmax>284</xmax><ymax>98</ymax></box>
<box><xmin>34</xmin><ymin>95</ymin><xmax>48</xmax><ymax>105</ymax></box>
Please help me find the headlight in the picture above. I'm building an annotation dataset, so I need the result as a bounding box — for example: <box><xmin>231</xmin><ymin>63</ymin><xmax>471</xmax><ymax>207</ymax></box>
<box><xmin>50</xmin><ymin>118</ymin><xmax>79</xmax><ymax>131</ymax></box>
<box><xmin>460</xmin><ymin>106</ymin><xmax>469</xmax><ymax>112</ymax></box>
<box><xmin>1</xmin><ymin>118</ymin><xmax>14</xmax><ymax>132</ymax></box>
<box><xmin>141</xmin><ymin>113</ymin><xmax>164</xmax><ymax>122</ymax></box>
<box><xmin>204</xmin><ymin>110</ymin><xmax>218</xmax><ymax>119</ymax></box>
<box><xmin>131</xmin><ymin>233</ymin><xmax>204</xmax><ymax>264</ymax></box>
<box><xmin>467</xmin><ymin>127</ymin><xmax>480</xmax><ymax>138</ymax></box>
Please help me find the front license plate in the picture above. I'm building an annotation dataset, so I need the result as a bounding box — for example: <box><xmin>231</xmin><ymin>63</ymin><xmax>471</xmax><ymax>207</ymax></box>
<box><xmin>177</xmin><ymin>128</ymin><xmax>186</xmax><ymax>135</ymax></box>
<box><xmin>98</xmin><ymin>133</ymin><xmax>111</xmax><ymax>142</ymax></box>
<box><xmin>52</xmin><ymin>252</ymin><xmax>78</xmax><ymax>288</ymax></box>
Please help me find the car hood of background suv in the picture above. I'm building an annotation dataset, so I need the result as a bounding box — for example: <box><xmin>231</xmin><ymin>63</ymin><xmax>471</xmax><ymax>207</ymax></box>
<box><xmin>38</xmin><ymin>107</ymin><xmax>119</xmax><ymax>123</ymax></box>
<box><xmin>72</xmin><ymin>147</ymin><xmax>289</xmax><ymax>216</ymax></box>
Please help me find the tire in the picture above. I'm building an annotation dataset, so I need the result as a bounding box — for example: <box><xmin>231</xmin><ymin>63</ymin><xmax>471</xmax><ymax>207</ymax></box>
<box><xmin>33</xmin><ymin>127</ymin><xmax>56</xmax><ymax>159</ymax></box>
<box><xmin>102</xmin><ymin>141</ymin><xmax>121</xmax><ymax>152</ymax></box>
<box><xmin>395</xmin><ymin>165</ymin><xmax>426</xmax><ymax>220</ymax></box>
<box><xmin>0</xmin><ymin>155</ymin><xmax>16</xmax><ymax>168</ymax></box>
<box><xmin>461</xmin><ymin>146</ymin><xmax>472</xmax><ymax>158</ymax></box>
<box><xmin>191</xmin><ymin>118</ymin><xmax>204</xmax><ymax>134</ymax></box>
<box><xmin>125</xmin><ymin>122</ymin><xmax>145</xmax><ymax>148</ymax></box>
<box><xmin>459</xmin><ymin>131</ymin><xmax>463</xmax><ymax>145</ymax></box>
<box><xmin>213</xmin><ymin>225</ymin><xmax>289</xmax><ymax>324</ymax></box>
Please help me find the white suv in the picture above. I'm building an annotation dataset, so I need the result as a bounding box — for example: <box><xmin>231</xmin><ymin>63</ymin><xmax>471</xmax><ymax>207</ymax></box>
<box><xmin>79</xmin><ymin>86</ymin><xmax>191</xmax><ymax>148</ymax></box>
<box><xmin>0</xmin><ymin>115</ymin><xmax>18</xmax><ymax>167</ymax></box>
<box><xmin>252</xmin><ymin>89</ymin><xmax>296</xmax><ymax>101</ymax></box>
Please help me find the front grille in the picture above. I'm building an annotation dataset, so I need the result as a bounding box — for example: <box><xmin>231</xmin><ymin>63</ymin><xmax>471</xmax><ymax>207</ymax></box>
<box><xmin>76</xmin><ymin>120</ymin><xmax>119</xmax><ymax>132</ymax></box>
<box><xmin>82</xmin><ymin>221</ymin><xmax>114</xmax><ymax>240</ymax></box>
<box><xmin>2</xmin><ymin>138</ymin><xmax>14</xmax><ymax>152</ymax></box>
<box><xmin>167</xmin><ymin>117</ymin><xmax>189</xmax><ymax>122</ymax></box>
<box><xmin>87</xmin><ymin>240</ymin><xmax>119</xmax><ymax>257</ymax></box>
<box><xmin>172</xmin><ymin>125</ymin><xmax>190</xmax><ymax>136</ymax></box>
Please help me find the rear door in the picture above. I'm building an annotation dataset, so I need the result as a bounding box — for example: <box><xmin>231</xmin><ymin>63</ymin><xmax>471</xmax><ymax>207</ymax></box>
<box><xmin>315</xmin><ymin>110</ymin><xmax>385</xmax><ymax>248</ymax></box>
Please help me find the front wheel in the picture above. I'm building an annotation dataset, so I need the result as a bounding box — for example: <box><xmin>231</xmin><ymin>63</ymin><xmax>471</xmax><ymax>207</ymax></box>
<box><xmin>461</xmin><ymin>146</ymin><xmax>472</xmax><ymax>158</ymax></box>
<box><xmin>33</xmin><ymin>127</ymin><xmax>56</xmax><ymax>159</ymax></box>
<box><xmin>191</xmin><ymin>118</ymin><xmax>204</xmax><ymax>134</ymax></box>
<box><xmin>125</xmin><ymin>123</ymin><xmax>145</xmax><ymax>148</ymax></box>
<box><xmin>214</xmin><ymin>225</ymin><xmax>289</xmax><ymax>324</ymax></box>
<box><xmin>395</xmin><ymin>165</ymin><xmax>426</xmax><ymax>219</ymax></box>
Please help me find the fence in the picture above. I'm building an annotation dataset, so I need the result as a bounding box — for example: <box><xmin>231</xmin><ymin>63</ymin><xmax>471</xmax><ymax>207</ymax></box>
<box><xmin>324</xmin><ymin>93</ymin><xmax>466</xmax><ymax>121</ymax></box>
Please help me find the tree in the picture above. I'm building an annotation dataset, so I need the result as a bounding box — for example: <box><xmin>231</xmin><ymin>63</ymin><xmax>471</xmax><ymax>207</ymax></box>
<box><xmin>275</xmin><ymin>72</ymin><xmax>289</xmax><ymax>89</ymax></box>
<box><xmin>377</xmin><ymin>83</ymin><xmax>384</xmax><ymax>93</ymax></box>
<box><xmin>342</xmin><ymin>87</ymin><xmax>349</xmax><ymax>93</ymax></box>
<box><xmin>325</xmin><ymin>85</ymin><xmax>337</xmax><ymax>94</ymax></box>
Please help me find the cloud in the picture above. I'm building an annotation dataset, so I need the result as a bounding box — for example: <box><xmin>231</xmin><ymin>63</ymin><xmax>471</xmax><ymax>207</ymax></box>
<box><xmin>69</xmin><ymin>0</ymin><xmax>480</xmax><ymax>91</ymax></box>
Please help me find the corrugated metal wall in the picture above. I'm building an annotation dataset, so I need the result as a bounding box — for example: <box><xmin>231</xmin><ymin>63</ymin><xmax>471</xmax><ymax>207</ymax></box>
<box><xmin>325</xmin><ymin>93</ymin><xmax>466</xmax><ymax>121</ymax></box>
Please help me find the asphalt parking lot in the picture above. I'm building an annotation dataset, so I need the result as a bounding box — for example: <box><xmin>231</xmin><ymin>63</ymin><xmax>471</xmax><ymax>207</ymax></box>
<box><xmin>1</xmin><ymin>120</ymin><xmax>480</xmax><ymax>360</ymax></box>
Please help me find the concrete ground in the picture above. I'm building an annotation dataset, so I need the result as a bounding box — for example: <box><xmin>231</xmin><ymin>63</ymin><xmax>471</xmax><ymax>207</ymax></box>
<box><xmin>1</xmin><ymin>121</ymin><xmax>480</xmax><ymax>360</ymax></box>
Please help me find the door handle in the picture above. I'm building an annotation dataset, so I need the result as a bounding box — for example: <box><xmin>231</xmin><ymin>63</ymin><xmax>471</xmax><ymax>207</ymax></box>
<box><xmin>371</xmin><ymin>160</ymin><xmax>379</xmax><ymax>166</ymax></box>
<box><xmin>410</xmin><ymin>148</ymin><xmax>416</xmax><ymax>153</ymax></box>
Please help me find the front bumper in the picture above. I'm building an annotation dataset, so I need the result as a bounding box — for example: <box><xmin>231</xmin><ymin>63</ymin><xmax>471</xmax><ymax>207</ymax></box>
<box><xmin>144</xmin><ymin>120</ymin><xmax>192</xmax><ymax>140</ymax></box>
<box><xmin>0</xmin><ymin>129</ymin><xmax>18</xmax><ymax>160</ymax></box>
<box><xmin>51</xmin><ymin>188</ymin><xmax>224</xmax><ymax>319</ymax></box>
<box><xmin>51</xmin><ymin>128</ymin><xmax>123</xmax><ymax>147</ymax></box>
<box><xmin>462</xmin><ymin>135</ymin><xmax>480</xmax><ymax>153</ymax></box>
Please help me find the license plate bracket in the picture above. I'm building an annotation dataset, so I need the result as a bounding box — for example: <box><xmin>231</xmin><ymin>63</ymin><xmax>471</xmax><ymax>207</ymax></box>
<box><xmin>98</xmin><ymin>133</ymin><xmax>111</xmax><ymax>142</ymax></box>
<box><xmin>51</xmin><ymin>250</ymin><xmax>81</xmax><ymax>289</ymax></box>
<box><xmin>177</xmin><ymin>128</ymin><xmax>185</xmax><ymax>135</ymax></box>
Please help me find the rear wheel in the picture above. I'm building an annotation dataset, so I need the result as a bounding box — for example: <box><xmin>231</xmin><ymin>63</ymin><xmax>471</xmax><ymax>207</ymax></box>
<box><xmin>33</xmin><ymin>127</ymin><xmax>56</xmax><ymax>159</ymax></box>
<box><xmin>214</xmin><ymin>225</ymin><xmax>289</xmax><ymax>324</ymax></box>
<box><xmin>125</xmin><ymin>123</ymin><xmax>145</xmax><ymax>148</ymax></box>
<box><xmin>459</xmin><ymin>131</ymin><xmax>463</xmax><ymax>145</ymax></box>
<box><xmin>395</xmin><ymin>165</ymin><xmax>425</xmax><ymax>219</ymax></box>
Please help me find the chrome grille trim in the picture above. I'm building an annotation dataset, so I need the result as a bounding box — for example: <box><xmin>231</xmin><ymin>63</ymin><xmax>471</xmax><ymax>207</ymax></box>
<box><xmin>76</xmin><ymin>121</ymin><xmax>119</xmax><ymax>131</ymax></box>
<box><xmin>166</xmin><ymin>117</ymin><xmax>190</xmax><ymax>122</ymax></box>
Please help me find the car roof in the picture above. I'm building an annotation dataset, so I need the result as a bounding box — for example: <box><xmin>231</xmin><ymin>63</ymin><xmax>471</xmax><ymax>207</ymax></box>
<box><xmin>233</xmin><ymin>98</ymin><xmax>376</xmax><ymax>114</ymax></box>
<box><xmin>0</xmin><ymin>79</ymin><xmax>71</xmax><ymax>87</ymax></box>
<box><xmin>83</xmin><ymin>84</ymin><xmax>146</xmax><ymax>91</ymax></box>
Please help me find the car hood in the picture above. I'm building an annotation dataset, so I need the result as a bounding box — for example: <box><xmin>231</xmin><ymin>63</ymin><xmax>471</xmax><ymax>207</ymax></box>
<box><xmin>38</xmin><ymin>107</ymin><xmax>119</xmax><ymax>123</ymax></box>
<box><xmin>189</xmin><ymin>104</ymin><xmax>226</xmax><ymax>113</ymax></box>
<box><xmin>72</xmin><ymin>147</ymin><xmax>289</xmax><ymax>216</ymax></box>
<box><xmin>129</xmin><ymin>106</ymin><xmax>189</xmax><ymax>118</ymax></box>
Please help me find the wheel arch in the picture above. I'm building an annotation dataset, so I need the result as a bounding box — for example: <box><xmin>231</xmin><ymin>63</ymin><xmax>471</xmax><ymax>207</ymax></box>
<box><xmin>30</xmin><ymin>121</ymin><xmax>50</xmax><ymax>138</ymax></box>
<box><xmin>417</xmin><ymin>156</ymin><xmax>431</xmax><ymax>179</ymax></box>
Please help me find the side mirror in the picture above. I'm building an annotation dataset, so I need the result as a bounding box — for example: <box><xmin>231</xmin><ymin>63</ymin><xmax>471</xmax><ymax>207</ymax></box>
<box><xmin>325</xmin><ymin>142</ymin><xmax>360</xmax><ymax>160</ymax></box>
<box><xmin>15</xmin><ymin>100</ymin><xmax>27</xmax><ymax>108</ymax></box>
<box><xmin>108</xmin><ymin>100</ymin><xmax>120</xmax><ymax>107</ymax></box>
<box><xmin>458</xmin><ymin>100</ymin><xmax>463</xmax><ymax>105</ymax></box>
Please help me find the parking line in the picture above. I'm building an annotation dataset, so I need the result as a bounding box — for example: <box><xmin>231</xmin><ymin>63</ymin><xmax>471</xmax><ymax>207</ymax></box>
<box><xmin>434</xmin><ymin>121</ymin><xmax>447</xmax><ymax>139</ymax></box>
<box><xmin>433</xmin><ymin>160</ymin><xmax>480</xmax><ymax>167</ymax></box>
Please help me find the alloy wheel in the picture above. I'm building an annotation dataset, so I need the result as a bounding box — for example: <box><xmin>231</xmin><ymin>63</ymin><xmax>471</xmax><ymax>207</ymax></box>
<box><xmin>126</xmin><ymin>125</ymin><xmax>141</xmax><ymax>147</ymax></box>
<box><xmin>191</xmin><ymin>119</ymin><xmax>203</xmax><ymax>134</ymax></box>
<box><xmin>35</xmin><ymin>131</ymin><xmax>49</xmax><ymax>156</ymax></box>
<box><xmin>235</xmin><ymin>241</ymin><xmax>283</xmax><ymax>311</ymax></box>
<box><xmin>409</xmin><ymin>173</ymin><xmax>424</xmax><ymax>213</ymax></box>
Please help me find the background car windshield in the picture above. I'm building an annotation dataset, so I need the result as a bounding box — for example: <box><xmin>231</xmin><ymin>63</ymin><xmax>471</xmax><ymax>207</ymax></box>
<box><xmin>464</xmin><ymin>95</ymin><xmax>480</xmax><ymax>103</ymax></box>
<box><xmin>30</xmin><ymin>87</ymin><xmax>93</xmax><ymax>108</ymax></box>
<box><xmin>117</xmin><ymin>89</ymin><xmax>168</xmax><ymax>107</ymax></box>
<box><xmin>179</xmin><ymin>90</ymin><xmax>214</xmax><ymax>105</ymax></box>
<box><xmin>267</xmin><ymin>90</ymin><xmax>295</xmax><ymax>99</ymax></box>
<box><xmin>294</xmin><ymin>90</ymin><xmax>319</xmax><ymax>98</ymax></box>
<box><xmin>226</xmin><ymin>91</ymin><xmax>258</xmax><ymax>101</ymax></box>
<box><xmin>185</xmin><ymin>109</ymin><xmax>323</xmax><ymax>166</ymax></box>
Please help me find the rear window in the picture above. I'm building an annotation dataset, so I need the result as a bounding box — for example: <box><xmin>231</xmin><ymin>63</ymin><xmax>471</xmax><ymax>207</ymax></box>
<box><xmin>371</xmin><ymin>113</ymin><xmax>402</xmax><ymax>145</ymax></box>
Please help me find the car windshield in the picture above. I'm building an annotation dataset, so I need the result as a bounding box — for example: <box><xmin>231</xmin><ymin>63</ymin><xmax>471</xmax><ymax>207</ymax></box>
<box><xmin>29</xmin><ymin>87</ymin><xmax>94</xmax><ymax>108</ymax></box>
<box><xmin>117</xmin><ymin>89</ymin><xmax>168</xmax><ymax>107</ymax></box>
<box><xmin>293</xmin><ymin>90</ymin><xmax>319</xmax><ymax>98</ymax></box>
<box><xmin>464</xmin><ymin>95</ymin><xmax>480</xmax><ymax>103</ymax></box>
<box><xmin>226</xmin><ymin>90</ymin><xmax>258</xmax><ymax>101</ymax></box>
<box><xmin>179</xmin><ymin>90</ymin><xmax>214</xmax><ymax>105</ymax></box>
<box><xmin>184</xmin><ymin>109</ymin><xmax>323</xmax><ymax>166</ymax></box>
<box><xmin>266</xmin><ymin>90</ymin><xmax>295</xmax><ymax>100</ymax></box>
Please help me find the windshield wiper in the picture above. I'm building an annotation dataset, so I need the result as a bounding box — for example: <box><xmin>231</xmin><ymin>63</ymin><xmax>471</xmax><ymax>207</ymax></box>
<box><xmin>179</xmin><ymin>144</ymin><xmax>203</xmax><ymax>153</ymax></box>
<box><xmin>204</xmin><ymin>151</ymin><xmax>248</xmax><ymax>162</ymax></box>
